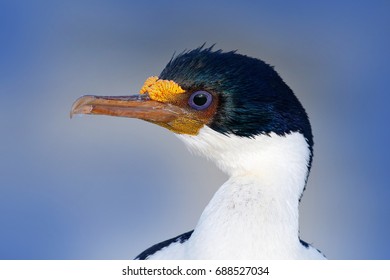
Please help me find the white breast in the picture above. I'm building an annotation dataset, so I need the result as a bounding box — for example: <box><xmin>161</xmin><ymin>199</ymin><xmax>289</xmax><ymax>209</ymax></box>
<box><xmin>145</xmin><ymin>127</ymin><xmax>325</xmax><ymax>259</ymax></box>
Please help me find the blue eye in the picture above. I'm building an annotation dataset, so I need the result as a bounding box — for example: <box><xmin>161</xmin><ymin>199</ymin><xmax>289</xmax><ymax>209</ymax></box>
<box><xmin>188</xmin><ymin>91</ymin><xmax>212</xmax><ymax>110</ymax></box>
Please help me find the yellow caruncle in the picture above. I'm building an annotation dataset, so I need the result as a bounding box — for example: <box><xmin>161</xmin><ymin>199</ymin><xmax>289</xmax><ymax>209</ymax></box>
<box><xmin>140</xmin><ymin>76</ymin><xmax>186</xmax><ymax>102</ymax></box>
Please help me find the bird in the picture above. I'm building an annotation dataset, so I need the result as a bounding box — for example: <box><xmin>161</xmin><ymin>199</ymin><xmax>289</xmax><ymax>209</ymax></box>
<box><xmin>71</xmin><ymin>46</ymin><xmax>326</xmax><ymax>260</ymax></box>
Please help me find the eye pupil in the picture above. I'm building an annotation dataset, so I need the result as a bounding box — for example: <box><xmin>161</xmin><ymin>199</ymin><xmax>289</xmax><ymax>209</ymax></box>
<box><xmin>188</xmin><ymin>90</ymin><xmax>212</xmax><ymax>110</ymax></box>
<box><xmin>193</xmin><ymin>93</ymin><xmax>207</xmax><ymax>106</ymax></box>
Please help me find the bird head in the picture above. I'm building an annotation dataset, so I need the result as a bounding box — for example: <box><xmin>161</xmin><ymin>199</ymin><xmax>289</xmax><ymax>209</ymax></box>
<box><xmin>71</xmin><ymin>46</ymin><xmax>313</xmax><ymax>177</ymax></box>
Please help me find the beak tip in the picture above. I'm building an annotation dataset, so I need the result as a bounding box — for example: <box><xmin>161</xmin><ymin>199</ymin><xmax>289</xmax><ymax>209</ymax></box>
<box><xmin>70</xmin><ymin>95</ymin><xmax>96</xmax><ymax>118</ymax></box>
<box><xmin>69</xmin><ymin>110</ymin><xmax>77</xmax><ymax>119</ymax></box>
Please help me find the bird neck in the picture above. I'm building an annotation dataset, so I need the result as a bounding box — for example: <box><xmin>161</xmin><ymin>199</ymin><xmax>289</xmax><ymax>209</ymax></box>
<box><xmin>178</xmin><ymin>127</ymin><xmax>312</xmax><ymax>259</ymax></box>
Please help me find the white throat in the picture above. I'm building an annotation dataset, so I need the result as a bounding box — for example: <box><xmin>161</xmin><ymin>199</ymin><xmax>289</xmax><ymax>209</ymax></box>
<box><xmin>178</xmin><ymin>126</ymin><xmax>311</xmax><ymax>180</ymax></box>
<box><xmin>174</xmin><ymin>126</ymin><xmax>319</xmax><ymax>259</ymax></box>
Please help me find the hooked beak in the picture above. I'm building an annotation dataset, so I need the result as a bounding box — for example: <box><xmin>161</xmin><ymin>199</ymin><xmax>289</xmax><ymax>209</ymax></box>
<box><xmin>70</xmin><ymin>94</ymin><xmax>186</xmax><ymax>124</ymax></box>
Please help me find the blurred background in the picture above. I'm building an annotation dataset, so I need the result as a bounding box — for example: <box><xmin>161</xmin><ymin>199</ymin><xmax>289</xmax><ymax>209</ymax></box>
<box><xmin>1</xmin><ymin>0</ymin><xmax>389</xmax><ymax>259</ymax></box>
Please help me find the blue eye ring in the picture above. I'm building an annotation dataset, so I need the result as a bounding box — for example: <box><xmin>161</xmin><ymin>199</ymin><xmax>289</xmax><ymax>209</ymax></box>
<box><xmin>188</xmin><ymin>91</ymin><xmax>213</xmax><ymax>110</ymax></box>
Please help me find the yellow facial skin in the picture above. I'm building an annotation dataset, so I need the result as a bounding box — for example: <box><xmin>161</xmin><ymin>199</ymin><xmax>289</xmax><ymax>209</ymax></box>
<box><xmin>71</xmin><ymin>77</ymin><xmax>218</xmax><ymax>135</ymax></box>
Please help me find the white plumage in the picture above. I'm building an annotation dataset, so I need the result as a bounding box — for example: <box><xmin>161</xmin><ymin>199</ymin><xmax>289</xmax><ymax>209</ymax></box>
<box><xmin>143</xmin><ymin>126</ymin><xmax>325</xmax><ymax>259</ymax></box>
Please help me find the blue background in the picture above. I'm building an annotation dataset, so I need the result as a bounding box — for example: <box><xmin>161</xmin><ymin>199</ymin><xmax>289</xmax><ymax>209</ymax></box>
<box><xmin>1</xmin><ymin>0</ymin><xmax>389</xmax><ymax>259</ymax></box>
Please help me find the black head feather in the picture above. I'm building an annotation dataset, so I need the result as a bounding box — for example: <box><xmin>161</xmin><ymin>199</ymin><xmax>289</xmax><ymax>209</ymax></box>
<box><xmin>160</xmin><ymin>47</ymin><xmax>313</xmax><ymax>150</ymax></box>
